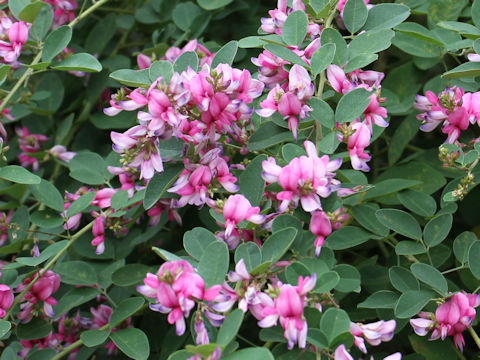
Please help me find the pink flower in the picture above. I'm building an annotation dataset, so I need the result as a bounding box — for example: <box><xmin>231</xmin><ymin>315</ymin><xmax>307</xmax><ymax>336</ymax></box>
<box><xmin>327</xmin><ymin>65</ymin><xmax>353</xmax><ymax>94</ymax></box>
<box><xmin>310</xmin><ymin>210</ymin><xmax>332</xmax><ymax>256</ymax></box>
<box><xmin>334</xmin><ymin>344</ymin><xmax>354</xmax><ymax>360</ymax></box>
<box><xmin>350</xmin><ymin>320</ymin><xmax>396</xmax><ymax>353</ymax></box>
<box><xmin>347</xmin><ymin>121</ymin><xmax>372</xmax><ymax>172</ymax></box>
<box><xmin>137</xmin><ymin>53</ymin><xmax>152</xmax><ymax>69</ymax></box>
<box><xmin>0</xmin><ymin>284</ymin><xmax>13</xmax><ymax>318</ymax></box>
<box><xmin>222</xmin><ymin>194</ymin><xmax>265</xmax><ymax>237</ymax></box>
<box><xmin>49</xmin><ymin>145</ymin><xmax>76</xmax><ymax>163</ymax></box>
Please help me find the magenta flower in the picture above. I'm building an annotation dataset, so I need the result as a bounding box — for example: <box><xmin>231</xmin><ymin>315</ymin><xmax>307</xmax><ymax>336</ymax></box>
<box><xmin>310</xmin><ymin>210</ymin><xmax>332</xmax><ymax>256</ymax></box>
<box><xmin>49</xmin><ymin>145</ymin><xmax>76</xmax><ymax>163</ymax></box>
<box><xmin>222</xmin><ymin>194</ymin><xmax>265</xmax><ymax>237</ymax></box>
<box><xmin>347</xmin><ymin>121</ymin><xmax>372</xmax><ymax>172</ymax></box>
<box><xmin>137</xmin><ymin>53</ymin><xmax>152</xmax><ymax>69</ymax></box>
<box><xmin>350</xmin><ymin>320</ymin><xmax>396</xmax><ymax>354</ymax></box>
<box><xmin>334</xmin><ymin>344</ymin><xmax>354</xmax><ymax>360</ymax></box>
<box><xmin>0</xmin><ymin>284</ymin><xmax>13</xmax><ymax>318</ymax></box>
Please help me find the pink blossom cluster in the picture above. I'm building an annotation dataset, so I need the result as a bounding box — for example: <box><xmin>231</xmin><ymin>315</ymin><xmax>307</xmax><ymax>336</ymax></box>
<box><xmin>15</xmin><ymin>270</ymin><xmax>60</xmax><ymax>322</ymax></box>
<box><xmin>410</xmin><ymin>291</ymin><xmax>480</xmax><ymax>351</ymax></box>
<box><xmin>350</xmin><ymin>320</ymin><xmax>396</xmax><ymax>353</ymax></box>
<box><xmin>137</xmin><ymin>39</ymin><xmax>216</xmax><ymax>70</ymax></box>
<box><xmin>414</xmin><ymin>86</ymin><xmax>480</xmax><ymax>144</ymax></box>
<box><xmin>42</xmin><ymin>0</ymin><xmax>78</xmax><ymax>28</ymax></box>
<box><xmin>260</xmin><ymin>0</ymin><xmax>321</xmax><ymax>39</ymax></box>
<box><xmin>262</xmin><ymin>140</ymin><xmax>344</xmax><ymax>254</ymax></box>
<box><xmin>0</xmin><ymin>19</ymin><xmax>29</xmax><ymax>64</ymax></box>
<box><xmin>0</xmin><ymin>283</ymin><xmax>13</xmax><ymax>317</ymax></box>
<box><xmin>327</xmin><ymin>64</ymin><xmax>388</xmax><ymax>171</ymax></box>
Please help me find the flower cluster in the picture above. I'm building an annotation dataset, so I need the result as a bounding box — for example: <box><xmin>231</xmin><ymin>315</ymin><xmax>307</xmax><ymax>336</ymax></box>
<box><xmin>414</xmin><ymin>86</ymin><xmax>480</xmax><ymax>144</ymax></box>
<box><xmin>410</xmin><ymin>292</ymin><xmax>480</xmax><ymax>351</ymax></box>
<box><xmin>0</xmin><ymin>19</ymin><xmax>29</xmax><ymax>65</ymax></box>
<box><xmin>327</xmin><ymin>65</ymin><xmax>388</xmax><ymax>171</ymax></box>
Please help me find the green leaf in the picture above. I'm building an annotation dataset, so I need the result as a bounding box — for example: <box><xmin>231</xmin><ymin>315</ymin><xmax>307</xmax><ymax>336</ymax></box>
<box><xmin>263</xmin><ymin>44</ymin><xmax>309</xmax><ymax>67</ymax></box>
<box><xmin>320</xmin><ymin>308</ymin><xmax>350</xmax><ymax>345</ymax></box>
<box><xmin>473</xmin><ymin>0</ymin><xmax>480</xmax><ymax>28</ymax></box>
<box><xmin>376</xmin><ymin>209</ymin><xmax>422</xmax><ymax>241</ymax></box>
<box><xmin>111</xmin><ymin>297</ymin><xmax>145</xmax><ymax>327</ymax></box>
<box><xmin>53</xmin><ymin>287</ymin><xmax>100</xmax><ymax>317</ymax></box>
<box><xmin>18</xmin><ymin>0</ymin><xmax>44</xmax><ymax>22</ymax></box>
<box><xmin>0</xmin><ymin>165</ymin><xmax>41</xmax><ymax>184</ymax></box>
<box><xmin>310</xmin><ymin>44</ymin><xmax>335</xmax><ymax>77</ymax></box>
<box><xmin>348</xmin><ymin>29</ymin><xmax>395</xmax><ymax>59</ymax></box>
<box><xmin>411</xmin><ymin>263</ymin><xmax>448</xmax><ymax>295</ymax></box>
<box><xmin>55</xmin><ymin>261</ymin><xmax>98</xmax><ymax>286</ymax></box>
<box><xmin>109</xmin><ymin>69</ymin><xmax>151</xmax><ymax>87</ymax></box>
<box><xmin>16</xmin><ymin>318</ymin><xmax>52</xmax><ymax>340</ymax></box>
<box><xmin>325</xmin><ymin>226</ymin><xmax>373</xmax><ymax>250</ymax></box>
<box><xmin>318</xmin><ymin>131</ymin><xmax>340</xmax><ymax>155</ymax></box>
<box><xmin>9</xmin><ymin>0</ymin><xmax>29</xmax><ymax>20</ymax></box>
<box><xmin>222</xmin><ymin>348</ymin><xmax>274</xmax><ymax>360</ymax></box>
<box><xmin>396</xmin><ymin>241</ymin><xmax>426</xmax><ymax>255</ymax></box>
<box><xmin>395</xmin><ymin>290</ymin><xmax>434</xmax><ymax>318</ymax></box>
<box><xmin>198</xmin><ymin>241</ymin><xmax>229</xmax><ymax>288</ymax></box>
<box><xmin>239</xmin><ymin>155</ymin><xmax>267</xmax><ymax>207</ymax></box>
<box><xmin>392</xmin><ymin>32</ymin><xmax>442</xmax><ymax>58</ymax></box>
<box><xmin>152</xmin><ymin>247</ymin><xmax>183</xmax><ymax>262</ymax></box>
<box><xmin>52</xmin><ymin>53</ymin><xmax>102</xmax><ymax>72</ymax></box>
<box><xmin>307</xmin><ymin>328</ymin><xmax>328</xmax><ymax>348</ymax></box>
<box><xmin>173</xmin><ymin>51</ymin><xmax>199</xmax><ymax>73</ymax></box>
<box><xmin>68</xmin><ymin>152</ymin><xmax>106</xmax><ymax>185</ymax></box>
<box><xmin>389</xmin><ymin>266</ymin><xmax>419</xmax><ymax>292</ymax></box>
<box><xmin>344</xmin><ymin>53</ymin><xmax>378</xmax><ymax>73</ymax></box>
<box><xmin>394</xmin><ymin>22</ymin><xmax>444</xmax><ymax>46</ymax></box>
<box><xmin>110</xmin><ymin>328</ymin><xmax>150</xmax><ymax>360</ymax></box>
<box><xmin>67</xmin><ymin>192</ymin><xmax>95</xmax><ymax>217</ymax></box>
<box><xmin>358</xmin><ymin>290</ymin><xmax>399</xmax><ymax>309</ymax></box>
<box><xmin>30</xmin><ymin>209</ymin><xmax>64</xmax><ymax>229</ymax></box>
<box><xmin>315</xmin><ymin>271</ymin><xmax>340</xmax><ymax>293</ymax></box>
<box><xmin>111</xmin><ymin>190</ymin><xmax>129</xmax><ymax>211</ymax></box>
<box><xmin>211</xmin><ymin>40</ymin><xmax>238</xmax><ymax>68</ymax></box>
<box><xmin>321</xmin><ymin>28</ymin><xmax>348</xmax><ymax>66</ymax></box>
<box><xmin>352</xmin><ymin>204</ymin><xmax>389</xmax><ymax>237</ymax></box>
<box><xmin>29</xmin><ymin>179</ymin><xmax>64</xmax><ymax>212</ymax></box>
<box><xmin>307</xmin><ymin>97</ymin><xmax>334</xmax><ymax>128</ymax></box>
<box><xmin>333</xmin><ymin>264</ymin><xmax>361</xmax><ymax>293</ymax></box>
<box><xmin>343</xmin><ymin>0</ymin><xmax>368</xmax><ymax>33</ymax></box>
<box><xmin>234</xmin><ymin>242</ymin><xmax>262</xmax><ymax>272</ymax></box>
<box><xmin>217</xmin><ymin>309</ymin><xmax>244</xmax><ymax>346</ymax></box>
<box><xmin>262</xmin><ymin>227</ymin><xmax>297</xmax><ymax>263</ymax></box>
<box><xmin>172</xmin><ymin>2</ymin><xmax>202</xmax><ymax>31</ymax></box>
<box><xmin>32</xmin><ymin>4</ymin><xmax>53</xmax><ymax>41</ymax></box>
<box><xmin>423</xmin><ymin>214</ymin><xmax>452</xmax><ymax>247</ymax></box>
<box><xmin>453</xmin><ymin>231</ymin><xmax>477</xmax><ymax>263</ymax></box>
<box><xmin>335</xmin><ymin>88</ymin><xmax>371</xmax><ymax>123</ymax></box>
<box><xmin>112</xmin><ymin>264</ymin><xmax>150</xmax><ymax>286</ymax></box>
<box><xmin>248</xmin><ymin>122</ymin><xmax>294</xmax><ymax>151</ymax></box>
<box><xmin>281</xmin><ymin>10</ymin><xmax>308</xmax><ymax>46</ymax></box>
<box><xmin>388</xmin><ymin>115</ymin><xmax>419</xmax><ymax>165</ymax></box>
<box><xmin>398</xmin><ymin>190</ymin><xmax>437</xmax><ymax>217</ymax></box>
<box><xmin>285</xmin><ymin>262</ymin><xmax>311</xmax><ymax>285</ymax></box>
<box><xmin>183</xmin><ymin>227</ymin><xmax>217</xmax><ymax>260</ymax></box>
<box><xmin>469</xmin><ymin>242</ymin><xmax>480</xmax><ymax>279</ymax></box>
<box><xmin>42</xmin><ymin>25</ymin><xmax>72</xmax><ymax>62</ymax></box>
<box><xmin>363</xmin><ymin>3</ymin><xmax>411</xmax><ymax>30</ymax></box>
<box><xmin>143</xmin><ymin>164</ymin><xmax>184</xmax><ymax>210</ymax></box>
<box><xmin>85</xmin><ymin>13</ymin><xmax>116</xmax><ymax>55</ymax></box>
<box><xmin>149</xmin><ymin>60</ymin><xmax>174</xmax><ymax>83</ymax></box>
<box><xmin>442</xmin><ymin>62</ymin><xmax>480</xmax><ymax>79</ymax></box>
<box><xmin>409</xmin><ymin>334</ymin><xmax>459</xmax><ymax>360</ymax></box>
<box><xmin>0</xmin><ymin>320</ymin><xmax>11</xmax><ymax>338</ymax></box>
<box><xmin>81</xmin><ymin>329</ymin><xmax>111</xmax><ymax>347</ymax></box>
<box><xmin>437</xmin><ymin>21</ymin><xmax>480</xmax><ymax>38</ymax></box>
<box><xmin>197</xmin><ymin>0</ymin><xmax>232</xmax><ymax>10</ymax></box>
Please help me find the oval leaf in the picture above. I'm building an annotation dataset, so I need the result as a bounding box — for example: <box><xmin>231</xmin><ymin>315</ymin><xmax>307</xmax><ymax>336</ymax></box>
<box><xmin>376</xmin><ymin>209</ymin><xmax>422</xmax><ymax>241</ymax></box>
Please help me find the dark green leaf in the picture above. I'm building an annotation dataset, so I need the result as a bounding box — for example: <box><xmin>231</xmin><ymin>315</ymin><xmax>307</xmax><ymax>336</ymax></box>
<box><xmin>211</xmin><ymin>40</ymin><xmax>238</xmax><ymax>68</ymax></box>
<box><xmin>307</xmin><ymin>97</ymin><xmax>334</xmax><ymax>128</ymax></box>
<box><xmin>17</xmin><ymin>318</ymin><xmax>52</xmax><ymax>340</ymax></box>
<box><xmin>398</xmin><ymin>190</ymin><xmax>437</xmax><ymax>217</ymax></box>
<box><xmin>111</xmin><ymin>297</ymin><xmax>145</xmax><ymax>327</ymax></box>
<box><xmin>52</xmin><ymin>53</ymin><xmax>102</xmax><ymax>72</ymax></box>
<box><xmin>68</xmin><ymin>152</ymin><xmax>106</xmax><ymax>185</ymax></box>
<box><xmin>319</xmin><ymin>131</ymin><xmax>340</xmax><ymax>154</ymax></box>
<box><xmin>376</xmin><ymin>209</ymin><xmax>422</xmax><ymax>240</ymax></box>
<box><xmin>325</xmin><ymin>226</ymin><xmax>373</xmax><ymax>250</ymax></box>
<box><xmin>0</xmin><ymin>320</ymin><xmax>11</xmax><ymax>338</ymax></box>
<box><xmin>262</xmin><ymin>227</ymin><xmax>297</xmax><ymax>263</ymax></box>
<box><xmin>343</xmin><ymin>0</ymin><xmax>368</xmax><ymax>33</ymax></box>
<box><xmin>315</xmin><ymin>271</ymin><xmax>340</xmax><ymax>293</ymax></box>
<box><xmin>197</xmin><ymin>0</ymin><xmax>232</xmax><ymax>10</ymax></box>
<box><xmin>30</xmin><ymin>209</ymin><xmax>64</xmax><ymax>229</ymax></box>
<box><xmin>348</xmin><ymin>29</ymin><xmax>395</xmax><ymax>58</ymax></box>
<box><xmin>392</xmin><ymin>32</ymin><xmax>442</xmax><ymax>58</ymax></box>
<box><xmin>395</xmin><ymin>241</ymin><xmax>426</xmax><ymax>255</ymax></box>
<box><xmin>285</xmin><ymin>262</ymin><xmax>311</xmax><ymax>285</ymax></box>
<box><xmin>394</xmin><ymin>22</ymin><xmax>444</xmax><ymax>46</ymax></box>
<box><xmin>411</xmin><ymin>263</ymin><xmax>448</xmax><ymax>294</ymax></box>
<box><xmin>281</xmin><ymin>10</ymin><xmax>308</xmax><ymax>46</ymax></box>
<box><xmin>344</xmin><ymin>53</ymin><xmax>378</xmax><ymax>73</ymax></box>
<box><xmin>423</xmin><ymin>214</ymin><xmax>452</xmax><ymax>247</ymax></box>
<box><xmin>358</xmin><ymin>290</ymin><xmax>399</xmax><ymax>309</ymax></box>
<box><xmin>321</xmin><ymin>28</ymin><xmax>348</xmax><ymax>66</ymax></box>
<box><xmin>173</xmin><ymin>51</ymin><xmax>199</xmax><ymax>73</ymax></box>
<box><xmin>67</xmin><ymin>192</ymin><xmax>95</xmax><ymax>217</ymax></box>
<box><xmin>110</xmin><ymin>328</ymin><xmax>150</xmax><ymax>360</ymax></box>
<box><xmin>0</xmin><ymin>165</ymin><xmax>41</xmax><ymax>184</ymax></box>
<box><xmin>442</xmin><ymin>62</ymin><xmax>480</xmax><ymax>79</ymax></box>
<box><xmin>469</xmin><ymin>242</ymin><xmax>480</xmax><ymax>279</ymax></box>
<box><xmin>333</xmin><ymin>264</ymin><xmax>361</xmax><ymax>293</ymax></box>
<box><xmin>352</xmin><ymin>204</ymin><xmax>389</xmax><ymax>237</ymax></box>
<box><xmin>172</xmin><ymin>2</ymin><xmax>202</xmax><ymax>31</ymax></box>
<box><xmin>363</xmin><ymin>3</ymin><xmax>411</xmax><ymax>30</ymax></box>
<box><xmin>335</xmin><ymin>88</ymin><xmax>371</xmax><ymax>123</ymax></box>
<box><xmin>29</xmin><ymin>179</ymin><xmax>64</xmax><ymax>212</ymax></box>
<box><xmin>18</xmin><ymin>0</ymin><xmax>44</xmax><ymax>22</ymax></box>
<box><xmin>239</xmin><ymin>155</ymin><xmax>267</xmax><ymax>207</ymax></box>
<box><xmin>310</xmin><ymin>43</ymin><xmax>336</xmax><ymax>76</ymax></box>
<box><xmin>112</xmin><ymin>264</ymin><xmax>150</xmax><ymax>286</ymax></box>
<box><xmin>453</xmin><ymin>231</ymin><xmax>477</xmax><ymax>263</ymax></box>
<box><xmin>222</xmin><ymin>348</ymin><xmax>274</xmax><ymax>360</ymax></box>
<box><xmin>183</xmin><ymin>227</ymin><xmax>217</xmax><ymax>260</ymax></box>
<box><xmin>81</xmin><ymin>329</ymin><xmax>110</xmax><ymax>347</ymax></box>
<box><xmin>389</xmin><ymin>266</ymin><xmax>420</xmax><ymax>292</ymax></box>
<box><xmin>55</xmin><ymin>261</ymin><xmax>98</xmax><ymax>286</ymax></box>
<box><xmin>109</xmin><ymin>69</ymin><xmax>151</xmax><ymax>87</ymax></box>
<box><xmin>149</xmin><ymin>60</ymin><xmax>174</xmax><ymax>83</ymax></box>
<box><xmin>248</xmin><ymin>122</ymin><xmax>294</xmax><ymax>151</ymax></box>
<box><xmin>143</xmin><ymin>164</ymin><xmax>184</xmax><ymax>209</ymax></box>
<box><xmin>395</xmin><ymin>290</ymin><xmax>434</xmax><ymax>318</ymax></box>
<box><xmin>320</xmin><ymin>308</ymin><xmax>350</xmax><ymax>345</ymax></box>
<box><xmin>42</xmin><ymin>26</ymin><xmax>72</xmax><ymax>62</ymax></box>
<box><xmin>217</xmin><ymin>309</ymin><xmax>244</xmax><ymax>346</ymax></box>
<box><xmin>198</xmin><ymin>241</ymin><xmax>229</xmax><ymax>287</ymax></box>
<box><xmin>54</xmin><ymin>287</ymin><xmax>100</xmax><ymax>317</ymax></box>
<box><xmin>234</xmin><ymin>242</ymin><xmax>262</xmax><ymax>272</ymax></box>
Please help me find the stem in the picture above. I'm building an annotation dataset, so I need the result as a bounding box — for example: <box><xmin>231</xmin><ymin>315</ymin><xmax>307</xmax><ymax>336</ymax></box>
<box><xmin>468</xmin><ymin>327</ymin><xmax>480</xmax><ymax>350</ymax></box>
<box><xmin>4</xmin><ymin>220</ymin><xmax>94</xmax><ymax>320</ymax></box>
<box><xmin>68</xmin><ymin>0</ymin><xmax>110</xmax><ymax>28</ymax></box>
<box><xmin>441</xmin><ymin>265</ymin><xmax>466</xmax><ymax>275</ymax></box>
<box><xmin>0</xmin><ymin>51</ymin><xmax>42</xmax><ymax>114</ymax></box>
<box><xmin>52</xmin><ymin>324</ymin><xmax>110</xmax><ymax>360</ymax></box>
